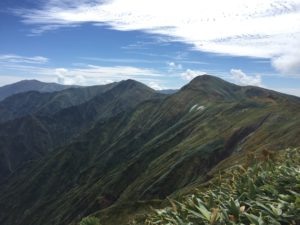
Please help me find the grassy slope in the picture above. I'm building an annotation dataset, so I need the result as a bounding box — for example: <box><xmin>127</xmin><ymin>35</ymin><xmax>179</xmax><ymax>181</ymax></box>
<box><xmin>0</xmin><ymin>76</ymin><xmax>300</xmax><ymax>225</ymax></box>
<box><xmin>91</xmin><ymin>77</ymin><xmax>300</xmax><ymax>224</ymax></box>
<box><xmin>0</xmin><ymin>82</ymin><xmax>117</xmax><ymax>123</ymax></box>
<box><xmin>135</xmin><ymin>148</ymin><xmax>300</xmax><ymax>225</ymax></box>
<box><xmin>0</xmin><ymin>80</ymin><xmax>159</xmax><ymax>182</ymax></box>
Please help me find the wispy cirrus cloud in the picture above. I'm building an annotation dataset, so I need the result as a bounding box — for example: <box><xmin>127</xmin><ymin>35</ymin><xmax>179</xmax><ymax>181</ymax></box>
<box><xmin>0</xmin><ymin>54</ymin><xmax>48</xmax><ymax>64</ymax></box>
<box><xmin>79</xmin><ymin>56</ymin><xmax>157</xmax><ymax>64</ymax></box>
<box><xmin>11</xmin><ymin>0</ymin><xmax>300</xmax><ymax>74</ymax></box>
<box><xmin>29</xmin><ymin>24</ymin><xmax>80</xmax><ymax>36</ymax></box>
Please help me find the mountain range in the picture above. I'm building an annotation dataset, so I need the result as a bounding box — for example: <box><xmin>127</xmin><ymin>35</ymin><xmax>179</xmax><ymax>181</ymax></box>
<box><xmin>0</xmin><ymin>75</ymin><xmax>299</xmax><ymax>225</ymax></box>
<box><xmin>0</xmin><ymin>80</ymin><xmax>161</xmax><ymax>182</ymax></box>
<box><xmin>0</xmin><ymin>80</ymin><xmax>78</xmax><ymax>101</ymax></box>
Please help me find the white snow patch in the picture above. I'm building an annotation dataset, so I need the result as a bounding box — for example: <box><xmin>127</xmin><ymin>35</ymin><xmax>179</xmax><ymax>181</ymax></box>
<box><xmin>197</xmin><ymin>106</ymin><xmax>206</xmax><ymax>111</ymax></box>
<box><xmin>189</xmin><ymin>104</ymin><xmax>206</xmax><ymax>112</ymax></box>
<box><xmin>189</xmin><ymin>104</ymin><xmax>198</xmax><ymax>112</ymax></box>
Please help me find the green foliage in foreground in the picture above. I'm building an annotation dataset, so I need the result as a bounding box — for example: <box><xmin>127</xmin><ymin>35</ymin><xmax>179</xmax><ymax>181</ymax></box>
<box><xmin>134</xmin><ymin>148</ymin><xmax>300</xmax><ymax>225</ymax></box>
<box><xmin>79</xmin><ymin>216</ymin><xmax>101</xmax><ymax>225</ymax></box>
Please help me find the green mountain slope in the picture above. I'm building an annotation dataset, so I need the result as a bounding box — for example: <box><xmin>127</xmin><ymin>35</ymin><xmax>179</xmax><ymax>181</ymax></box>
<box><xmin>0</xmin><ymin>80</ymin><xmax>160</xmax><ymax>182</ymax></box>
<box><xmin>0</xmin><ymin>82</ymin><xmax>117</xmax><ymax>123</ymax></box>
<box><xmin>0</xmin><ymin>80</ymin><xmax>76</xmax><ymax>101</ymax></box>
<box><xmin>0</xmin><ymin>75</ymin><xmax>299</xmax><ymax>225</ymax></box>
<box><xmin>136</xmin><ymin>148</ymin><xmax>300</xmax><ymax>225</ymax></box>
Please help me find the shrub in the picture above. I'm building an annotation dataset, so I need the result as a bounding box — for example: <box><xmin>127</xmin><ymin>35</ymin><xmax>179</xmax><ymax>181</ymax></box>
<box><xmin>135</xmin><ymin>148</ymin><xmax>300</xmax><ymax>225</ymax></box>
<box><xmin>79</xmin><ymin>216</ymin><xmax>101</xmax><ymax>225</ymax></box>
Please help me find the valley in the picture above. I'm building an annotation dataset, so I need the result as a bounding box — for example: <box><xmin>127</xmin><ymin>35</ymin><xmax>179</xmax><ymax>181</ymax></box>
<box><xmin>0</xmin><ymin>75</ymin><xmax>299</xmax><ymax>225</ymax></box>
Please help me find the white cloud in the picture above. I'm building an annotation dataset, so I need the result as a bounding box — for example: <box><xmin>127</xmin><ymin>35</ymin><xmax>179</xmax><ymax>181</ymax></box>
<box><xmin>55</xmin><ymin>68</ymin><xmax>75</xmax><ymax>84</ymax></box>
<box><xmin>167</xmin><ymin>62</ymin><xmax>182</xmax><ymax>69</ymax></box>
<box><xmin>167</xmin><ymin>61</ymin><xmax>182</xmax><ymax>71</ymax></box>
<box><xmin>0</xmin><ymin>53</ymin><xmax>166</xmax><ymax>86</ymax></box>
<box><xmin>13</xmin><ymin>0</ymin><xmax>300</xmax><ymax>74</ymax></box>
<box><xmin>271</xmin><ymin>52</ymin><xmax>300</xmax><ymax>74</ymax></box>
<box><xmin>181</xmin><ymin>69</ymin><xmax>206</xmax><ymax>81</ymax></box>
<box><xmin>230</xmin><ymin>69</ymin><xmax>262</xmax><ymax>86</ymax></box>
<box><xmin>54</xmin><ymin>65</ymin><xmax>163</xmax><ymax>85</ymax></box>
<box><xmin>0</xmin><ymin>54</ymin><xmax>48</xmax><ymax>64</ymax></box>
<box><xmin>80</xmin><ymin>57</ymin><xmax>156</xmax><ymax>64</ymax></box>
<box><xmin>167</xmin><ymin>62</ymin><xmax>175</xmax><ymax>67</ymax></box>
<box><xmin>1</xmin><ymin>63</ymin><xmax>162</xmax><ymax>86</ymax></box>
<box><xmin>148</xmin><ymin>81</ymin><xmax>164</xmax><ymax>90</ymax></box>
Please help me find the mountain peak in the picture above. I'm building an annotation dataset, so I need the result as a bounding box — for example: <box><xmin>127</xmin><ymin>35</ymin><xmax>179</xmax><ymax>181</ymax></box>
<box><xmin>15</xmin><ymin>79</ymin><xmax>43</xmax><ymax>84</ymax></box>
<box><xmin>189</xmin><ymin>74</ymin><xmax>229</xmax><ymax>84</ymax></box>
<box><xmin>117</xmin><ymin>79</ymin><xmax>155</xmax><ymax>92</ymax></box>
<box><xmin>180</xmin><ymin>75</ymin><xmax>241</xmax><ymax>100</ymax></box>
<box><xmin>184</xmin><ymin>75</ymin><xmax>237</xmax><ymax>89</ymax></box>
<box><xmin>0</xmin><ymin>80</ymin><xmax>76</xmax><ymax>101</ymax></box>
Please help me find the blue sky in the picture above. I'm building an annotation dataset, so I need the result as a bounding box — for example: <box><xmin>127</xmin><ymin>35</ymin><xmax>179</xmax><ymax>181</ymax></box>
<box><xmin>0</xmin><ymin>0</ymin><xmax>300</xmax><ymax>96</ymax></box>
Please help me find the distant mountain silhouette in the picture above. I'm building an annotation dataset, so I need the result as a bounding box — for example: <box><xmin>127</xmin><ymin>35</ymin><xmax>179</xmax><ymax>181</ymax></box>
<box><xmin>0</xmin><ymin>80</ymin><xmax>76</xmax><ymax>101</ymax></box>
<box><xmin>159</xmin><ymin>89</ymin><xmax>178</xmax><ymax>94</ymax></box>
